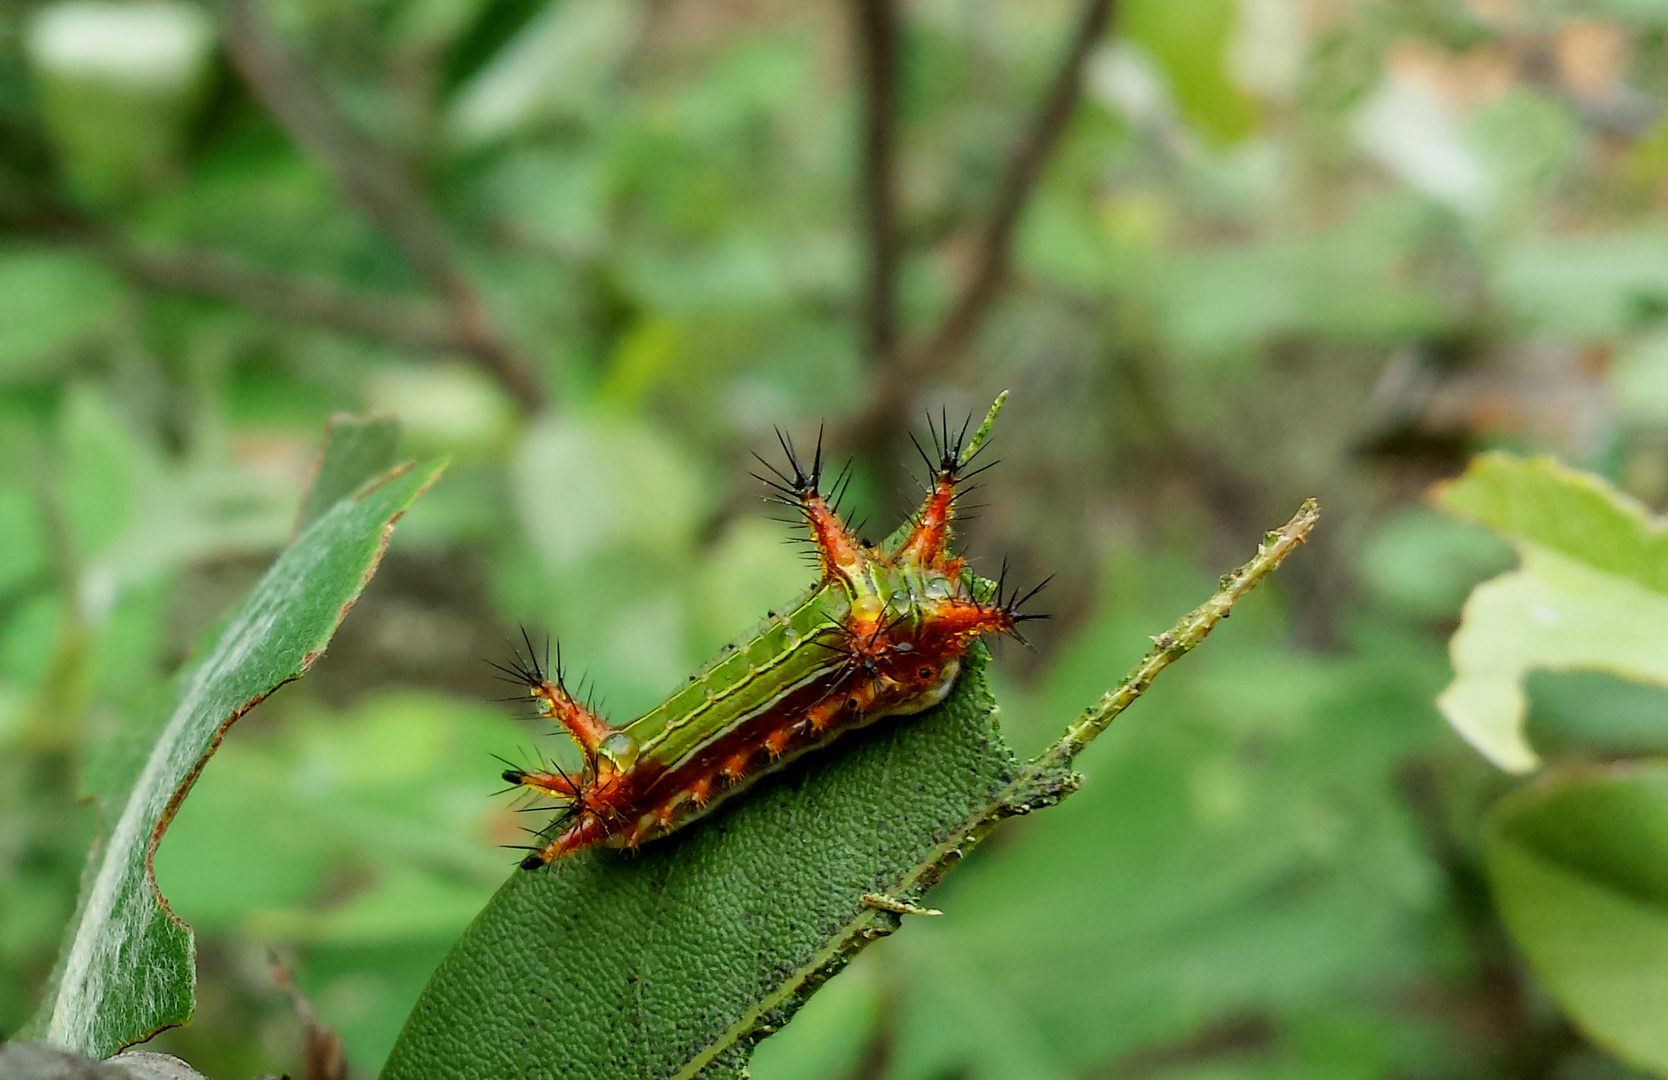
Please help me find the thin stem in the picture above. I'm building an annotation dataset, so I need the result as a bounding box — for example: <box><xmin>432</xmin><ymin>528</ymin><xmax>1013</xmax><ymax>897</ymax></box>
<box><xmin>909</xmin><ymin>0</ymin><xmax>1115</xmax><ymax>379</ymax></box>
<box><xmin>0</xmin><ymin>166</ymin><xmax>487</xmax><ymax>364</ymax></box>
<box><xmin>1034</xmin><ymin>498</ymin><xmax>1322</xmax><ymax>770</ymax></box>
<box><xmin>733</xmin><ymin>502</ymin><xmax>1326</xmax><ymax>1077</ymax></box>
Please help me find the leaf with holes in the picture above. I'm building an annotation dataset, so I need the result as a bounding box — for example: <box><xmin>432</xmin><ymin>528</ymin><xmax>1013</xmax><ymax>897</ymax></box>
<box><xmin>22</xmin><ymin>452</ymin><xmax>446</xmax><ymax>1058</ymax></box>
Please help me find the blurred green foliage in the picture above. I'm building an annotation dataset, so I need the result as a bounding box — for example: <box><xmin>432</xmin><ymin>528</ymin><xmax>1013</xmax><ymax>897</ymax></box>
<box><xmin>5</xmin><ymin>0</ymin><xmax>1668</xmax><ymax>1076</ymax></box>
<box><xmin>1429</xmin><ymin>454</ymin><xmax>1668</xmax><ymax>1073</ymax></box>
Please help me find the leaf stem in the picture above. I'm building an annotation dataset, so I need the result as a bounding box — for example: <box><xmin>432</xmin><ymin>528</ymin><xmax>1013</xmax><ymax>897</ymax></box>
<box><xmin>1035</xmin><ymin>497</ymin><xmax>1321</xmax><ymax>770</ymax></box>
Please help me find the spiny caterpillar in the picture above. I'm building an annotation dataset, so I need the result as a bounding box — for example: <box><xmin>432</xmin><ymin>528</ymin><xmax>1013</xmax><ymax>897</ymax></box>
<box><xmin>494</xmin><ymin>394</ymin><xmax>1044</xmax><ymax>869</ymax></box>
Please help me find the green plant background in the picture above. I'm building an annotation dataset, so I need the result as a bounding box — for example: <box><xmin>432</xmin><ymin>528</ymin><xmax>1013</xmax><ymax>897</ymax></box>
<box><xmin>4</xmin><ymin>0</ymin><xmax>1668</xmax><ymax>1077</ymax></box>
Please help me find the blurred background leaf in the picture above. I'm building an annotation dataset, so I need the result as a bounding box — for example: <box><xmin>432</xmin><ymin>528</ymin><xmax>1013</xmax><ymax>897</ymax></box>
<box><xmin>1486</xmin><ymin>765</ymin><xmax>1668</xmax><ymax>1074</ymax></box>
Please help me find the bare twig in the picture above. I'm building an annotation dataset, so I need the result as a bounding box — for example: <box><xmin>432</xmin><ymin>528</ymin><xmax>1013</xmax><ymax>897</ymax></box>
<box><xmin>861</xmin><ymin>892</ymin><xmax>941</xmax><ymax>916</ymax></box>
<box><xmin>270</xmin><ymin>952</ymin><xmax>349</xmax><ymax>1080</ymax></box>
<box><xmin>851</xmin><ymin>0</ymin><xmax>902</xmax><ymax>368</ymax></box>
<box><xmin>212</xmin><ymin>0</ymin><xmax>548</xmax><ymax>413</ymax></box>
<box><xmin>1036</xmin><ymin>498</ymin><xmax>1321</xmax><ymax>769</ymax></box>
<box><xmin>3</xmin><ymin>185</ymin><xmax>503</xmax><ymax>361</ymax></box>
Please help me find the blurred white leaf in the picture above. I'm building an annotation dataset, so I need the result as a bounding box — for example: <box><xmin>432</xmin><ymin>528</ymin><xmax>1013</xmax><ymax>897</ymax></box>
<box><xmin>1229</xmin><ymin>0</ymin><xmax>1305</xmax><ymax>101</ymax></box>
<box><xmin>1436</xmin><ymin>454</ymin><xmax>1668</xmax><ymax>772</ymax></box>
<box><xmin>511</xmin><ymin>412</ymin><xmax>706</xmax><ymax>572</ymax></box>
<box><xmin>1353</xmin><ymin>78</ymin><xmax>1489</xmax><ymax>215</ymax></box>
<box><xmin>1440</xmin><ymin>549</ymin><xmax>1668</xmax><ymax>772</ymax></box>
<box><xmin>27</xmin><ymin>1</ymin><xmax>216</xmax><ymax>203</ymax></box>
<box><xmin>447</xmin><ymin>0</ymin><xmax>642</xmax><ymax>146</ymax></box>
<box><xmin>1088</xmin><ymin>42</ymin><xmax>1178</xmax><ymax>131</ymax></box>
<box><xmin>364</xmin><ymin>364</ymin><xmax>516</xmax><ymax>455</ymax></box>
<box><xmin>28</xmin><ymin>1</ymin><xmax>213</xmax><ymax>89</ymax></box>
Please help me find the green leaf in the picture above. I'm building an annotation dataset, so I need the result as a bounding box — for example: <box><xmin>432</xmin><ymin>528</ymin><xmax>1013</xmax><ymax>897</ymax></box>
<box><xmin>1436</xmin><ymin>453</ymin><xmax>1668</xmax><ymax>595</ymax></box>
<box><xmin>445</xmin><ymin>0</ymin><xmax>642</xmax><ymax>145</ymax></box>
<box><xmin>1486</xmin><ymin>763</ymin><xmax>1668</xmax><ymax>1073</ymax></box>
<box><xmin>295</xmin><ymin>413</ymin><xmax>401</xmax><ymax>533</ymax></box>
<box><xmin>1527</xmin><ymin>671</ymin><xmax>1668</xmax><ymax>758</ymax></box>
<box><xmin>1435</xmin><ymin>453</ymin><xmax>1668</xmax><ymax>772</ymax></box>
<box><xmin>1152</xmin><ymin>222</ymin><xmax>1455</xmax><ymax>357</ymax></box>
<box><xmin>58</xmin><ymin>385</ymin><xmax>147</xmax><ymax>560</ymax></box>
<box><xmin>0</xmin><ymin>251</ymin><xmax>122</xmax><ymax>382</ymax></box>
<box><xmin>148</xmin><ymin>689</ymin><xmax>531</xmax><ymax>1069</ymax></box>
<box><xmin>22</xmin><ymin>457</ymin><xmax>446</xmax><ymax>1058</ymax></box>
<box><xmin>381</xmin><ymin>648</ymin><xmax>1042</xmax><ymax>1080</ymax></box>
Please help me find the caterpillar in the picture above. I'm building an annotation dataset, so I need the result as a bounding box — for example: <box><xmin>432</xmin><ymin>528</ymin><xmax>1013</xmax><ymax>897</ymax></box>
<box><xmin>495</xmin><ymin>395</ymin><xmax>1044</xmax><ymax>869</ymax></box>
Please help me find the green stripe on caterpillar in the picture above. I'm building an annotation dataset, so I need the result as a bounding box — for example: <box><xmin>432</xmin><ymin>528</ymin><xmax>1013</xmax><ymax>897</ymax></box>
<box><xmin>495</xmin><ymin>392</ymin><xmax>1045</xmax><ymax>869</ymax></box>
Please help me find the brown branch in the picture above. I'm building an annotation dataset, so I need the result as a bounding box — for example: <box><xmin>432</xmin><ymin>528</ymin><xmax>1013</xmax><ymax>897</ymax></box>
<box><xmin>106</xmin><ymin>243</ymin><xmax>468</xmax><ymax>352</ymax></box>
<box><xmin>212</xmin><ymin>0</ymin><xmax>548</xmax><ymax>413</ymax></box>
<box><xmin>270</xmin><ymin>952</ymin><xmax>349</xmax><ymax>1080</ymax></box>
<box><xmin>1</xmin><ymin>184</ymin><xmax>502</xmax><ymax>361</ymax></box>
<box><xmin>842</xmin><ymin>0</ymin><xmax>1114</xmax><ymax>473</ymax></box>
<box><xmin>910</xmin><ymin>0</ymin><xmax>1114</xmax><ymax>379</ymax></box>
<box><xmin>852</xmin><ymin>0</ymin><xmax>901</xmax><ymax>368</ymax></box>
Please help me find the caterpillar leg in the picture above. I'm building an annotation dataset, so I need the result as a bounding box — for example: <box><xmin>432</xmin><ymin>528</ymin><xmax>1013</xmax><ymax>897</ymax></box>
<box><xmin>753</xmin><ymin>428</ymin><xmax>868</xmax><ymax>586</ymax></box>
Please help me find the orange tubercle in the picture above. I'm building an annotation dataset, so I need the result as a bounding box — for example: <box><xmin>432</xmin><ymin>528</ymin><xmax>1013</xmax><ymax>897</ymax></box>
<box><xmin>803</xmin><ymin>493</ymin><xmax>868</xmax><ymax>585</ymax></box>
<box><xmin>531</xmin><ymin>681</ymin><xmax>615</xmax><ymax>754</ymax></box>
<box><xmin>894</xmin><ymin>475</ymin><xmax>956</xmax><ymax>566</ymax></box>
